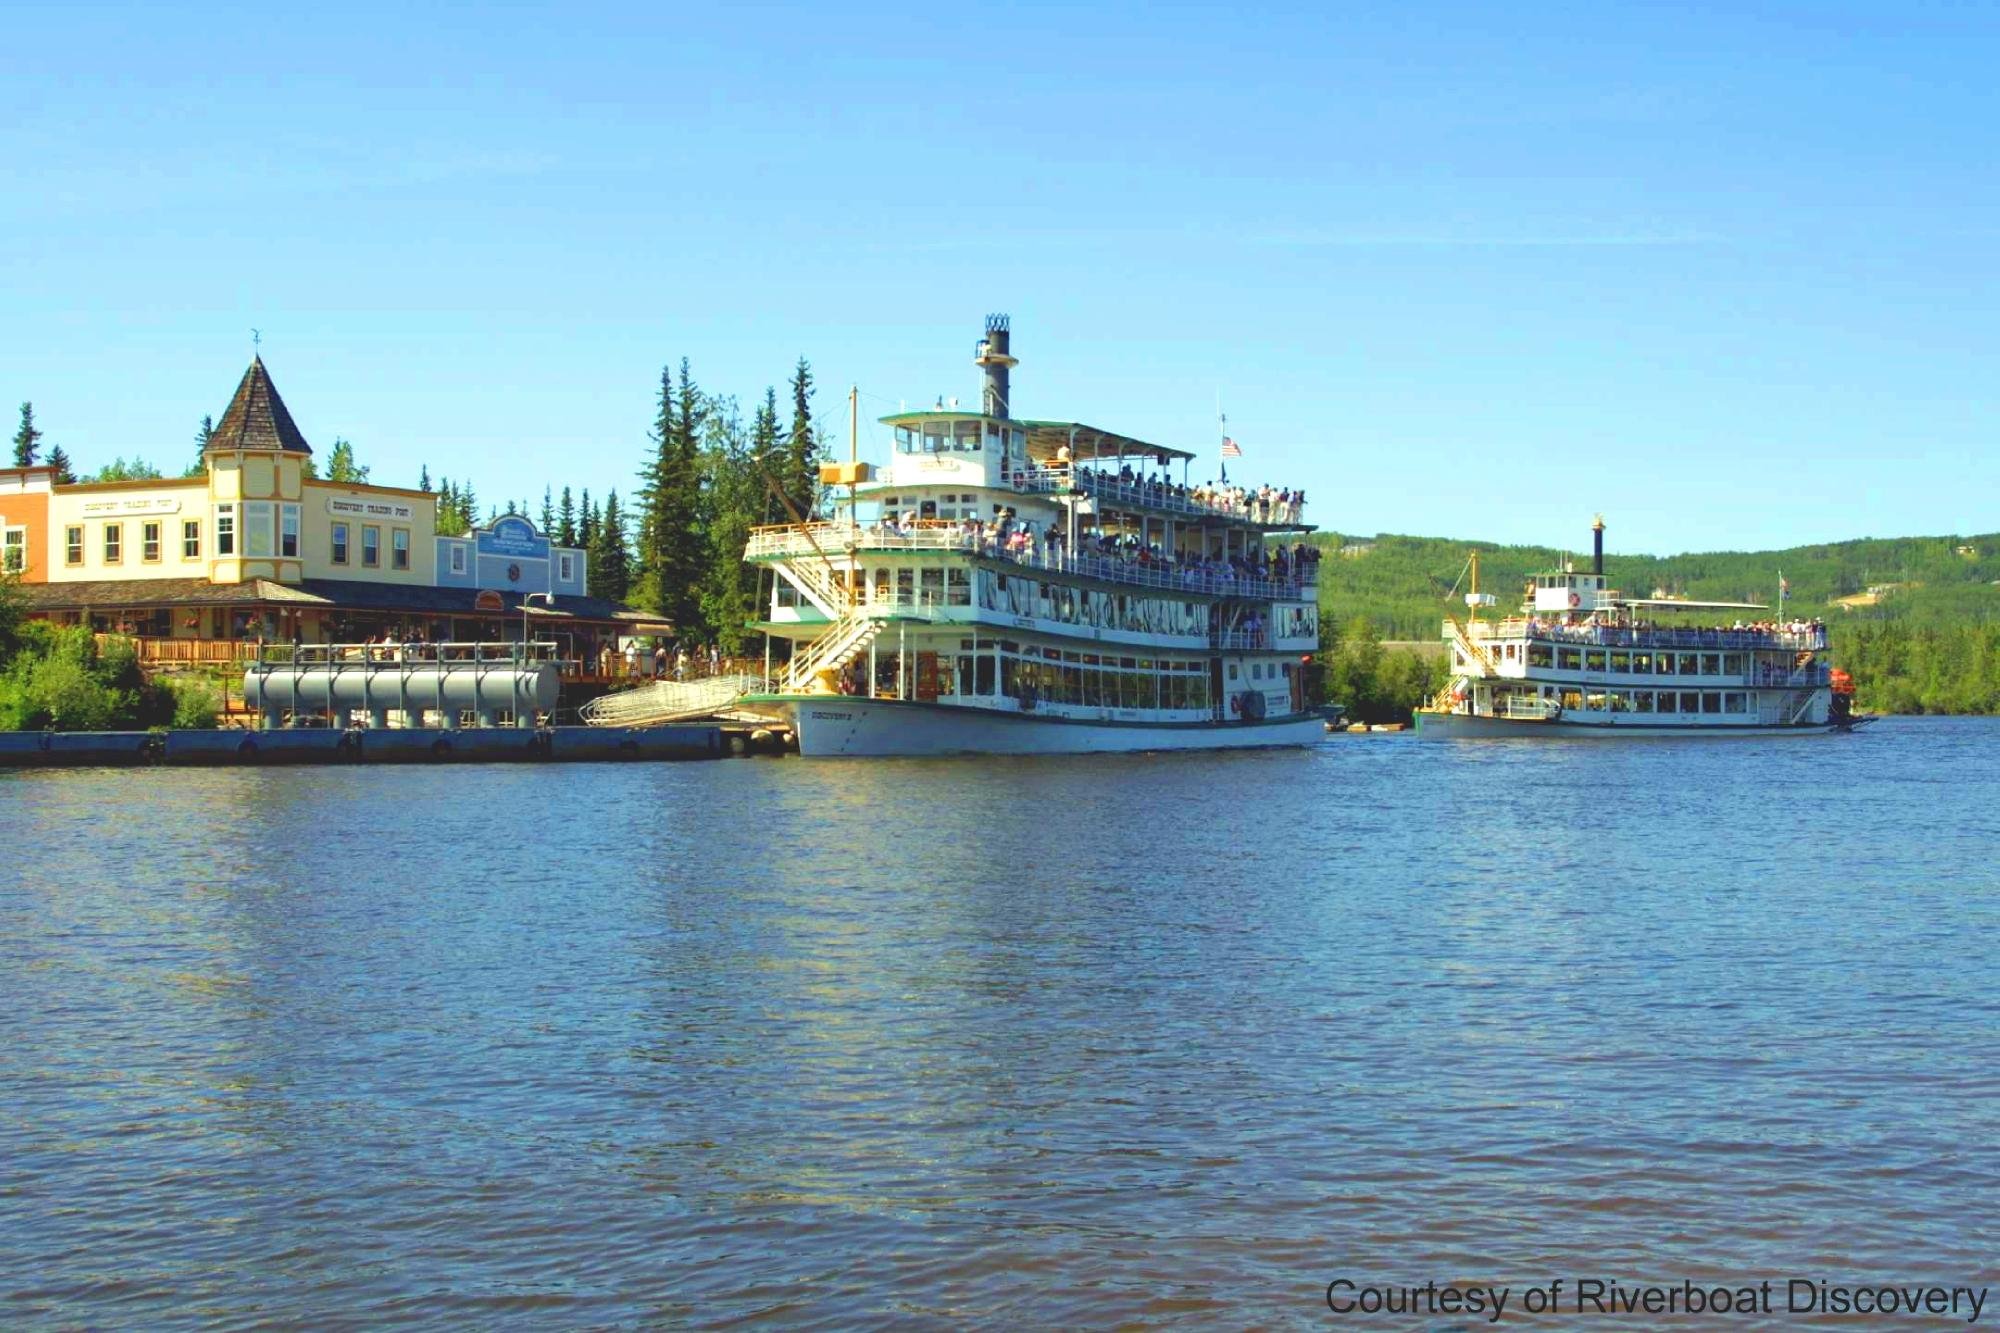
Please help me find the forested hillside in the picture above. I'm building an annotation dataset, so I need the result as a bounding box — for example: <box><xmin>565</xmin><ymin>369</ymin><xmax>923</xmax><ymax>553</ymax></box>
<box><xmin>1316</xmin><ymin>530</ymin><xmax>2000</xmax><ymax>715</ymax></box>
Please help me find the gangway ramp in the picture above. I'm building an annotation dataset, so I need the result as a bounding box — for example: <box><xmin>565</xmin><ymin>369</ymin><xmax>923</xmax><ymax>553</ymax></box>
<box><xmin>580</xmin><ymin>674</ymin><xmax>764</xmax><ymax>727</ymax></box>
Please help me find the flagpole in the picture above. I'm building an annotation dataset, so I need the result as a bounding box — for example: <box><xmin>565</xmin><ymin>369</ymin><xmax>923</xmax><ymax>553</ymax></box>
<box><xmin>1216</xmin><ymin>391</ymin><xmax>1228</xmax><ymax>484</ymax></box>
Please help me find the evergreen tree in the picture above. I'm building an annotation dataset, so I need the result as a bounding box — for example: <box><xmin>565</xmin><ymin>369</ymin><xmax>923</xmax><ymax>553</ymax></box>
<box><xmin>457</xmin><ymin>481</ymin><xmax>478</xmax><ymax>532</ymax></box>
<box><xmin>325</xmin><ymin>438</ymin><xmax>369</xmax><ymax>484</ymax></box>
<box><xmin>539</xmin><ymin>486</ymin><xmax>555</xmax><ymax>534</ymax></box>
<box><xmin>579</xmin><ymin>488</ymin><xmax>596</xmax><ymax>548</ymax></box>
<box><xmin>419</xmin><ymin>464</ymin><xmax>433</xmax><ymax>493</ymax></box>
<box><xmin>701</xmin><ymin>402</ymin><xmax>763</xmax><ymax>653</ymax></box>
<box><xmin>190</xmin><ymin>414</ymin><xmax>214</xmax><ymax>474</ymax></box>
<box><xmin>590</xmin><ymin>489</ymin><xmax>631</xmax><ymax>601</ymax></box>
<box><xmin>635</xmin><ymin>360</ymin><xmax>710</xmax><ymax>634</ymax></box>
<box><xmin>45</xmin><ymin>444</ymin><xmax>75</xmax><ymax>485</ymax></box>
<box><xmin>504</xmin><ymin>499</ymin><xmax>517</xmax><ymax>516</ymax></box>
<box><xmin>89</xmin><ymin>457</ymin><xmax>165</xmax><ymax>482</ymax></box>
<box><xmin>12</xmin><ymin>403</ymin><xmax>42</xmax><ymax>467</ymax></box>
<box><xmin>782</xmin><ymin>358</ymin><xmax>823</xmax><ymax>520</ymax></box>
<box><xmin>557</xmin><ymin>486</ymin><xmax>578</xmax><ymax>547</ymax></box>
<box><xmin>753</xmin><ymin>386</ymin><xmax>784</xmax><ymax>522</ymax></box>
<box><xmin>436</xmin><ymin>479</ymin><xmax>457</xmax><ymax>536</ymax></box>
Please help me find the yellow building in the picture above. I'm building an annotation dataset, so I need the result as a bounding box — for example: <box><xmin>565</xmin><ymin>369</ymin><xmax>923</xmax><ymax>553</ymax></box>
<box><xmin>7</xmin><ymin>356</ymin><xmax>656</xmax><ymax>664</ymax></box>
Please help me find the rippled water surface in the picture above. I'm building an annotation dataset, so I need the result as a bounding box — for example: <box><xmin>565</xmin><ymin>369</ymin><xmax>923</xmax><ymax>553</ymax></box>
<box><xmin>3</xmin><ymin>719</ymin><xmax>1996</xmax><ymax>1328</ymax></box>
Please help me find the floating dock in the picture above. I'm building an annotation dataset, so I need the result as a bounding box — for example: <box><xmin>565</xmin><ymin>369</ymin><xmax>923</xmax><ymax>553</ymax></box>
<box><xmin>0</xmin><ymin>725</ymin><xmax>736</xmax><ymax>769</ymax></box>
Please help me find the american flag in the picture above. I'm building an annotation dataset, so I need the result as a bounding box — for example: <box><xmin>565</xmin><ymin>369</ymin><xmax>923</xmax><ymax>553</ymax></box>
<box><xmin>1220</xmin><ymin>437</ymin><xmax>1243</xmax><ymax>458</ymax></box>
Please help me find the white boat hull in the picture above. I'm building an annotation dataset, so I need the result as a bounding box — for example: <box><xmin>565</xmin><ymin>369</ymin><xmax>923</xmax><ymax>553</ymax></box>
<box><xmin>757</xmin><ymin>696</ymin><xmax>1325</xmax><ymax>757</ymax></box>
<box><xmin>1415</xmin><ymin>710</ymin><xmax>1843</xmax><ymax>739</ymax></box>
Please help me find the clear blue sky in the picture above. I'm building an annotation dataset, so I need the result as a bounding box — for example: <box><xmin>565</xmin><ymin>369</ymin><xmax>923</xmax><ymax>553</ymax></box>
<box><xmin>4</xmin><ymin>2</ymin><xmax>1995</xmax><ymax>555</ymax></box>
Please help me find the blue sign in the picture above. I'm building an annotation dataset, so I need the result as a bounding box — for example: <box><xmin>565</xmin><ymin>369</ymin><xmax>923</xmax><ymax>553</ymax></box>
<box><xmin>477</xmin><ymin>515</ymin><xmax>550</xmax><ymax>561</ymax></box>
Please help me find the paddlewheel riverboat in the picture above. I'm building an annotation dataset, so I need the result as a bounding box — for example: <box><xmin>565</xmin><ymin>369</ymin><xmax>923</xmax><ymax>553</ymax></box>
<box><xmin>734</xmin><ymin>317</ymin><xmax>1326</xmax><ymax>756</ymax></box>
<box><xmin>1416</xmin><ymin>518</ymin><xmax>1864</xmax><ymax>739</ymax></box>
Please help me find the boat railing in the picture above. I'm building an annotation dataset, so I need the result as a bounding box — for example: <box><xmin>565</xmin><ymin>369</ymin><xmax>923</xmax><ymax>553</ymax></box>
<box><xmin>748</xmin><ymin>521</ymin><xmax>1318</xmax><ymax>602</ymax></box>
<box><xmin>1463</xmin><ymin>618</ymin><xmax>1828</xmax><ymax>652</ymax></box>
<box><xmin>1023</xmin><ymin>466</ymin><xmax>1308</xmax><ymax>527</ymax></box>
<box><xmin>1497</xmin><ymin>695</ymin><xmax>1561</xmax><ymax>720</ymax></box>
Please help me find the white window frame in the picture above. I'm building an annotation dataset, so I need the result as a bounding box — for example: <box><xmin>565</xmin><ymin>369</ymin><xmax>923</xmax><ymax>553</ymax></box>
<box><xmin>331</xmin><ymin>521</ymin><xmax>349</xmax><ymax>565</ymax></box>
<box><xmin>391</xmin><ymin>527</ymin><xmax>410</xmax><ymax>571</ymax></box>
<box><xmin>449</xmin><ymin>543</ymin><xmax>467</xmax><ymax>575</ymax></box>
<box><xmin>215</xmin><ymin>504</ymin><xmax>235</xmax><ymax>556</ymax></box>
<box><xmin>65</xmin><ymin>525</ymin><xmax>83</xmax><ymax>565</ymax></box>
<box><xmin>280</xmin><ymin>503</ymin><xmax>300</xmax><ymax>559</ymax></box>
<box><xmin>1</xmin><ymin>526</ymin><xmax>24</xmax><ymax>574</ymax></box>
<box><xmin>243</xmin><ymin>502</ymin><xmax>274</xmax><ymax>558</ymax></box>
<box><xmin>557</xmin><ymin>552</ymin><xmax>575</xmax><ymax>583</ymax></box>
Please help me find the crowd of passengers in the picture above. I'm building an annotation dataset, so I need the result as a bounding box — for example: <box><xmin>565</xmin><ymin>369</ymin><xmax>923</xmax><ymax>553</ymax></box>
<box><xmin>1521</xmin><ymin>613</ymin><xmax>1828</xmax><ymax>645</ymax></box>
<box><xmin>1054</xmin><ymin>453</ymin><xmax>1305</xmax><ymax>525</ymax></box>
<box><xmin>871</xmin><ymin>508</ymin><xmax>1322</xmax><ymax>591</ymax></box>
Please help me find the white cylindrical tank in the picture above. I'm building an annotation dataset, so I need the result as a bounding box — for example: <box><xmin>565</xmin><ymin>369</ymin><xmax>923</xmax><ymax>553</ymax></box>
<box><xmin>244</xmin><ymin>661</ymin><xmax>559</xmax><ymax>727</ymax></box>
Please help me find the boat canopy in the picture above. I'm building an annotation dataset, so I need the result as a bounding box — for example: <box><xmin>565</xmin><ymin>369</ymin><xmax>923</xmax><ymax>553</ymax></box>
<box><xmin>1018</xmin><ymin>420</ymin><xmax>1195</xmax><ymax>465</ymax></box>
<box><xmin>1616</xmin><ymin>597</ymin><xmax>1771</xmax><ymax>611</ymax></box>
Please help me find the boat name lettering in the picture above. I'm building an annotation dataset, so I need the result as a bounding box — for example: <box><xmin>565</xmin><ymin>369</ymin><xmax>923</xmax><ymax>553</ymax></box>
<box><xmin>808</xmin><ymin>711</ymin><xmax>854</xmax><ymax>722</ymax></box>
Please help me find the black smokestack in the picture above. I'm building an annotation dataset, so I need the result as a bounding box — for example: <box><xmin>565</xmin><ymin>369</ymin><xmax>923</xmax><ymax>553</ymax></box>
<box><xmin>976</xmin><ymin>314</ymin><xmax>1016</xmax><ymax>419</ymax></box>
<box><xmin>1592</xmin><ymin>515</ymin><xmax>1605</xmax><ymax>576</ymax></box>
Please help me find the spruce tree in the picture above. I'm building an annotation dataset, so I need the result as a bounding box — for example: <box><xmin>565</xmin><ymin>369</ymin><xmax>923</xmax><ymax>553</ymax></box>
<box><xmin>12</xmin><ymin>402</ymin><xmax>42</xmax><ymax>467</ymax></box>
<box><xmin>557</xmin><ymin>486</ymin><xmax>578</xmax><ymax>547</ymax></box>
<box><xmin>192</xmin><ymin>414</ymin><xmax>214</xmax><ymax>473</ymax></box>
<box><xmin>46</xmin><ymin>444</ymin><xmax>75</xmax><ymax>484</ymax></box>
<box><xmin>419</xmin><ymin>464</ymin><xmax>433</xmax><ymax>493</ymax></box>
<box><xmin>591</xmin><ymin>489</ymin><xmax>631</xmax><ymax>601</ymax></box>
<box><xmin>753</xmin><ymin>387</ymin><xmax>783</xmax><ymax>522</ymax></box>
<box><xmin>539</xmin><ymin>486</ymin><xmax>555</xmax><ymax>534</ymax></box>
<box><xmin>783</xmin><ymin>358</ymin><xmax>822</xmax><ymax>520</ymax></box>
<box><xmin>457</xmin><ymin>482</ymin><xmax>478</xmax><ymax>532</ymax></box>
<box><xmin>579</xmin><ymin>489</ymin><xmax>596</xmax><ymax>548</ymax></box>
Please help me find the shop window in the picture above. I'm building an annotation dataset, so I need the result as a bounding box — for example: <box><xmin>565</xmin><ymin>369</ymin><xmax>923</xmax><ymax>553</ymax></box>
<box><xmin>392</xmin><ymin>527</ymin><xmax>410</xmax><ymax>570</ymax></box>
<box><xmin>362</xmin><ymin>525</ymin><xmax>380</xmax><ymax>567</ymax></box>
<box><xmin>331</xmin><ymin>522</ymin><xmax>350</xmax><ymax>565</ymax></box>
<box><xmin>142</xmin><ymin>521</ymin><xmax>162</xmax><ymax>562</ymax></box>
<box><xmin>104</xmin><ymin>523</ymin><xmax>122</xmax><ymax>564</ymax></box>
<box><xmin>66</xmin><ymin>525</ymin><xmax>83</xmax><ymax>565</ymax></box>
<box><xmin>182</xmin><ymin>520</ymin><xmax>201</xmax><ymax>559</ymax></box>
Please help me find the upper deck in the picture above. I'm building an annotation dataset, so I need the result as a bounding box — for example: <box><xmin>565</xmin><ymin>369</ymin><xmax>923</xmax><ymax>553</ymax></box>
<box><xmin>746</xmin><ymin>520</ymin><xmax>1318</xmax><ymax>603</ymax></box>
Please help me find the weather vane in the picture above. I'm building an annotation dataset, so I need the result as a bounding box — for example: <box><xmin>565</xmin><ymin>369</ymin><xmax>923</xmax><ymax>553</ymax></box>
<box><xmin>252</xmin><ymin>328</ymin><xmax>262</xmax><ymax>354</ymax></box>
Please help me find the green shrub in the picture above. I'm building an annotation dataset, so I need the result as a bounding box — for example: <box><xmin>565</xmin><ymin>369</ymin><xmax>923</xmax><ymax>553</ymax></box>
<box><xmin>165</xmin><ymin>675</ymin><xmax>221</xmax><ymax>729</ymax></box>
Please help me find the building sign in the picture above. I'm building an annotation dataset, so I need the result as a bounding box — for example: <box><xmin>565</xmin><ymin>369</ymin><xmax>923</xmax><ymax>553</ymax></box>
<box><xmin>328</xmin><ymin>497</ymin><xmax>416</xmax><ymax>521</ymax></box>
<box><xmin>476</xmin><ymin>515</ymin><xmax>550</xmax><ymax>561</ymax></box>
<box><xmin>473</xmin><ymin>590</ymin><xmax>505</xmax><ymax>612</ymax></box>
<box><xmin>78</xmin><ymin>496</ymin><xmax>183</xmax><ymax>517</ymax></box>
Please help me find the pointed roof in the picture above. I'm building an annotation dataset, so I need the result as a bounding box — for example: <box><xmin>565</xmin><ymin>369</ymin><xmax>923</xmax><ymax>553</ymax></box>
<box><xmin>208</xmin><ymin>355</ymin><xmax>311</xmax><ymax>455</ymax></box>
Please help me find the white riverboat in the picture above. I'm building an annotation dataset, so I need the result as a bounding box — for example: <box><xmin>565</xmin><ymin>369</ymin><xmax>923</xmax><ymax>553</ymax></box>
<box><xmin>737</xmin><ymin>317</ymin><xmax>1325</xmax><ymax>757</ymax></box>
<box><xmin>1416</xmin><ymin>518</ymin><xmax>1864</xmax><ymax>739</ymax></box>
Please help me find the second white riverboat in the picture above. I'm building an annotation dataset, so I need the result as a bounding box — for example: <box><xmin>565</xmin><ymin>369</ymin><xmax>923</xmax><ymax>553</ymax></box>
<box><xmin>1416</xmin><ymin>518</ymin><xmax>1862</xmax><ymax>738</ymax></box>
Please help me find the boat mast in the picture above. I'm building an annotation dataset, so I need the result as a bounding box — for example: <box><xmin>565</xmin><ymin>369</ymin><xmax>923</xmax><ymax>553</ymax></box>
<box><xmin>848</xmin><ymin>384</ymin><xmax>859</xmax><ymax>610</ymax></box>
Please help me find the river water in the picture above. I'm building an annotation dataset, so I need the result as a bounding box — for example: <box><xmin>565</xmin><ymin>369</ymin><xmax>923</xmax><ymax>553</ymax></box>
<box><xmin>2</xmin><ymin>718</ymin><xmax>1995</xmax><ymax>1328</ymax></box>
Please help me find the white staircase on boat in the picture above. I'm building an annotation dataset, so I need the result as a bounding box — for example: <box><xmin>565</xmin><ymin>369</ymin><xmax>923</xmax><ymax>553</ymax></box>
<box><xmin>783</xmin><ymin>610</ymin><xmax>882</xmax><ymax>692</ymax></box>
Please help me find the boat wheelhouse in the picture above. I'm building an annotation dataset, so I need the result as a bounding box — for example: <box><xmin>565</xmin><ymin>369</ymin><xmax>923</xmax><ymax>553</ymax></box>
<box><xmin>1416</xmin><ymin>517</ymin><xmax>1862</xmax><ymax>739</ymax></box>
<box><xmin>738</xmin><ymin>317</ymin><xmax>1325</xmax><ymax>756</ymax></box>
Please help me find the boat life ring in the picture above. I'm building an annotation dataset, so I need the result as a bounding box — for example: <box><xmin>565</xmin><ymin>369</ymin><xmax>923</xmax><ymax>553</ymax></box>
<box><xmin>1568</xmin><ymin>592</ymin><xmax>1581</xmax><ymax>608</ymax></box>
<box><xmin>1242</xmin><ymin>691</ymin><xmax>1267</xmax><ymax>721</ymax></box>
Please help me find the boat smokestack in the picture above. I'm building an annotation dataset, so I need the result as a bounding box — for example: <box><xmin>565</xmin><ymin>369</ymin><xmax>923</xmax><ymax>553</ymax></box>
<box><xmin>975</xmin><ymin>314</ymin><xmax>1017</xmax><ymax>419</ymax></box>
<box><xmin>1592</xmin><ymin>514</ymin><xmax>1605</xmax><ymax>576</ymax></box>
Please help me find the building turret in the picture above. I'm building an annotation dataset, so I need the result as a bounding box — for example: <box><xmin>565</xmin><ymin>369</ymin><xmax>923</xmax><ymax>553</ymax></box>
<box><xmin>207</xmin><ymin>356</ymin><xmax>313</xmax><ymax>456</ymax></box>
<box><xmin>974</xmin><ymin>314</ymin><xmax>1016</xmax><ymax>420</ymax></box>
